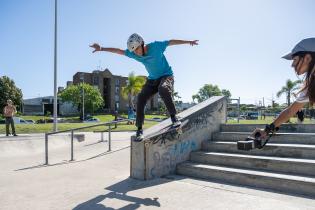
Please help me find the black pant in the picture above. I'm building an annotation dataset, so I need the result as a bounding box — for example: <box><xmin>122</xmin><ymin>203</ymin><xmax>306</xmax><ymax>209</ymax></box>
<box><xmin>5</xmin><ymin>117</ymin><xmax>16</xmax><ymax>135</ymax></box>
<box><xmin>136</xmin><ymin>76</ymin><xmax>176</xmax><ymax>128</ymax></box>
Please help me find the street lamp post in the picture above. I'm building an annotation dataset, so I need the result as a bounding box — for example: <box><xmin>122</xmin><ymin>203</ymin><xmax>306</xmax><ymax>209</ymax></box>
<box><xmin>80</xmin><ymin>73</ymin><xmax>85</xmax><ymax>121</ymax></box>
<box><xmin>53</xmin><ymin>0</ymin><xmax>58</xmax><ymax>132</ymax></box>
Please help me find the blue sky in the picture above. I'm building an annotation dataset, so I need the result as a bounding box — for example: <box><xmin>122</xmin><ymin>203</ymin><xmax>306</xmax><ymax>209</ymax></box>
<box><xmin>0</xmin><ymin>0</ymin><xmax>314</xmax><ymax>105</ymax></box>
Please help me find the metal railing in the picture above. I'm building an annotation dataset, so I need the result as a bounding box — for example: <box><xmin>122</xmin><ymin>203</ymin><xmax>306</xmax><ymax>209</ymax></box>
<box><xmin>44</xmin><ymin>119</ymin><xmax>131</xmax><ymax>165</ymax></box>
<box><xmin>44</xmin><ymin>117</ymin><xmax>163</xmax><ymax>165</ymax></box>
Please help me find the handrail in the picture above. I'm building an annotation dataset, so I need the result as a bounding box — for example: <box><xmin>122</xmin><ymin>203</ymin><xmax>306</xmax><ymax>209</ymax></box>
<box><xmin>44</xmin><ymin>118</ymin><xmax>162</xmax><ymax>165</ymax></box>
<box><xmin>46</xmin><ymin>119</ymin><xmax>127</xmax><ymax>135</ymax></box>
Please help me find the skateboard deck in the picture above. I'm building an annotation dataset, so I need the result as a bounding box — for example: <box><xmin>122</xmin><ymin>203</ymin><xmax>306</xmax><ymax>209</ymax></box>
<box><xmin>145</xmin><ymin>119</ymin><xmax>189</xmax><ymax>141</ymax></box>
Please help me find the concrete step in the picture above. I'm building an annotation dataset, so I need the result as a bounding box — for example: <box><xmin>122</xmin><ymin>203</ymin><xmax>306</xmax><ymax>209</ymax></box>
<box><xmin>176</xmin><ymin>162</ymin><xmax>315</xmax><ymax>197</ymax></box>
<box><xmin>221</xmin><ymin>124</ymin><xmax>315</xmax><ymax>133</ymax></box>
<box><xmin>202</xmin><ymin>141</ymin><xmax>315</xmax><ymax>159</ymax></box>
<box><xmin>190</xmin><ymin>151</ymin><xmax>315</xmax><ymax>177</ymax></box>
<box><xmin>212</xmin><ymin>132</ymin><xmax>315</xmax><ymax>145</ymax></box>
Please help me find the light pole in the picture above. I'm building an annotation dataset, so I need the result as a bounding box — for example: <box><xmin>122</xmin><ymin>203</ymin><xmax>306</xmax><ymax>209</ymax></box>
<box><xmin>53</xmin><ymin>0</ymin><xmax>58</xmax><ymax>132</ymax></box>
<box><xmin>80</xmin><ymin>73</ymin><xmax>85</xmax><ymax>121</ymax></box>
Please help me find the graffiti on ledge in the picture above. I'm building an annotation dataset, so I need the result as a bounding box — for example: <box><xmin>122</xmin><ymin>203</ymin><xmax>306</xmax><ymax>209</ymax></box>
<box><xmin>150</xmin><ymin>139</ymin><xmax>197</xmax><ymax>178</ymax></box>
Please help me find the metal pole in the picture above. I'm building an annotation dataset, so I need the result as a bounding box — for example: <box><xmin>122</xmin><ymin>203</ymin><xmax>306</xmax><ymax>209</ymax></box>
<box><xmin>71</xmin><ymin>130</ymin><xmax>74</xmax><ymax>161</ymax></box>
<box><xmin>45</xmin><ymin>133</ymin><xmax>48</xmax><ymax>165</ymax></box>
<box><xmin>80</xmin><ymin>73</ymin><xmax>85</xmax><ymax>121</ymax></box>
<box><xmin>237</xmin><ymin>97</ymin><xmax>240</xmax><ymax>123</ymax></box>
<box><xmin>108</xmin><ymin>124</ymin><xmax>111</xmax><ymax>151</ymax></box>
<box><xmin>53</xmin><ymin>0</ymin><xmax>58</xmax><ymax>132</ymax></box>
<box><xmin>82</xmin><ymin>84</ymin><xmax>85</xmax><ymax>121</ymax></box>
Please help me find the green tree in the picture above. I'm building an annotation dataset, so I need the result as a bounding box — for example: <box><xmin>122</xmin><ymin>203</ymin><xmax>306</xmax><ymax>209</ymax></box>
<box><xmin>121</xmin><ymin>72</ymin><xmax>145</xmax><ymax>109</ymax></box>
<box><xmin>221</xmin><ymin>89</ymin><xmax>231</xmax><ymax>99</ymax></box>
<box><xmin>0</xmin><ymin>76</ymin><xmax>23</xmax><ymax>114</ymax></box>
<box><xmin>276</xmin><ymin>79</ymin><xmax>302</xmax><ymax>106</ymax></box>
<box><xmin>158</xmin><ymin>99</ymin><xmax>167</xmax><ymax>114</ymax></box>
<box><xmin>192</xmin><ymin>84</ymin><xmax>231</xmax><ymax>103</ymax></box>
<box><xmin>58</xmin><ymin>83</ymin><xmax>104</xmax><ymax>115</ymax></box>
<box><xmin>173</xmin><ymin>91</ymin><xmax>182</xmax><ymax>107</ymax></box>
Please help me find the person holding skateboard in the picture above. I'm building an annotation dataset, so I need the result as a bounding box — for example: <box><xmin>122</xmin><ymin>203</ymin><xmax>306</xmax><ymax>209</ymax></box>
<box><xmin>90</xmin><ymin>33</ymin><xmax>198</xmax><ymax>141</ymax></box>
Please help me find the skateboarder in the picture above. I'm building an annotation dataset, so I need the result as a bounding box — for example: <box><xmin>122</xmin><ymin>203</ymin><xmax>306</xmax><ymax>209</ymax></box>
<box><xmin>90</xmin><ymin>34</ymin><xmax>198</xmax><ymax>141</ymax></box>
<box><xmin>252</xmin><ymin>38</ymin><xmax>315</xmax><ymax>138</ymax></box>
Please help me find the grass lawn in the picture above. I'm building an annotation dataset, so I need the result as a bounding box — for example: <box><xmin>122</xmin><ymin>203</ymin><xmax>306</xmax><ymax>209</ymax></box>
<box><xmin>2</xmin><ymin>114</ymin><xmax>314</xmax><ymax>134</ymax></box>
<box><xmin>0</xmin><ymin>121</ymin><xmax>157</xmax><ymax>134</ymax></box>
<box><xmin>18</xmin><ymin>114</ymin><xmax>166</xmax><ymax>122</ymax></box>
<box><xmin>227</xmin><ymin>116</ymin><xmax>315</xmax><ymax>124</ymax></box>
<box><xmin>0</xmin><ymin>114</ymin><xmax>166</xmax><ymax>134</ymax></box>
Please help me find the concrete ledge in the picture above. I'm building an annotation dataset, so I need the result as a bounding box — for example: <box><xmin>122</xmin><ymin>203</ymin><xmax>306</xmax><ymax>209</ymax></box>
<box><xmin>131</xmin><ymin>96</ymin><xmax>227</xmax><ymax>180</ymax></box>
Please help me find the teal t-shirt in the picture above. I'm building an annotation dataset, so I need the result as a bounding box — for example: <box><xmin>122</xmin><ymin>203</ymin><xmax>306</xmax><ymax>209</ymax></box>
<box><xmin>125</xmin><ymin>40</ymin><xmax>173</xmax><ymax>80</ymax></box>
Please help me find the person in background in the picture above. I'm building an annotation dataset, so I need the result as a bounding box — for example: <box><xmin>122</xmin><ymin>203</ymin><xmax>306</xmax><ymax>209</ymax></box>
<box><xmin>3</xmin><ymin>99</ymin><xmax>17</xmax><ymax>136</ymax></box>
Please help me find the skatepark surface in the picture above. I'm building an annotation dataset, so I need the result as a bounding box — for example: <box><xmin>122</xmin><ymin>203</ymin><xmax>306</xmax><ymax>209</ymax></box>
<box><xmin>1</xmin><ymin>132</ymin><xmax>315</xmax><ymax>210</ymax></box>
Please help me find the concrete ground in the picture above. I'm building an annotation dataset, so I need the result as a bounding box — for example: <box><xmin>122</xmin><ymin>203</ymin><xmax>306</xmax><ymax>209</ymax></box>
<box><xmin>0</xmin><ymin>132</ymin><xmax>315</xmax><ymax>210</ymax></box>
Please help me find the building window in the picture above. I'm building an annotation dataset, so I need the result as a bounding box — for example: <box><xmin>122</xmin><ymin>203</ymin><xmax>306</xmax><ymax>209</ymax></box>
<box><xmin>115</xmin><ymin>79</ymin><xmax>120</xmax><ymax>86</ymax></box>
<box><xmin>115</xmin><ymin>86</ymin><xmax>120</xmax><ymax>94</ymax></box>
<box><xmin>115</xmin><ymin>95</ymin><xmax>119</xmax><ymax>102</ymax></box>
<box><xmin>116</xmin><ymin>102</ymin><xmax>120</xmax><ymax>110</ymax></box>
<box><xmin>93</xmin><ymin>76</ymin><xmax>99</xmax><ymax>85</ymax></box>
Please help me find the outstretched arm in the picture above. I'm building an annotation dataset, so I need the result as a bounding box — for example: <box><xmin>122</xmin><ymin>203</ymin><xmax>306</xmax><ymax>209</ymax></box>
<box><xmin>168</xmin><ymin>39</ymin><xmax>199</xmax><ymax>46</ymax></box>
<box><xmin>251</xmin><ymin>101</ymin><xmax>305</xmax><ymax>139</ymax></box>
<box><xmin>90</xmin><ymin>43</ymin><xmax>125</xmax><ymax>55</ymax></box>
<box><xmin>273</xmin><ymin>102</ymin><xmax>305</xmax><ymax>127</ymax></box>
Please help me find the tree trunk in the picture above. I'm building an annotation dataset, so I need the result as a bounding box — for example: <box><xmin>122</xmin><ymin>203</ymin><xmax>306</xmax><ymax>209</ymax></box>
<box><xmin>287</xmin><ymin>91</ymin><xmax>291</xmax><ymax>106</ymax></box>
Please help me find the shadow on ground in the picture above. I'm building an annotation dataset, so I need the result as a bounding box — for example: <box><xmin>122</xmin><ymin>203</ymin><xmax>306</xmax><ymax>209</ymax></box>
<box><xmin>14</xmin><ymin>146</ymin><xmax>131</xmax><ymax>171</ymax></box>
<box><xmin>72</xmin><ymin>177</ymin><xmax>177</xmax><ymax>210</ymax></box>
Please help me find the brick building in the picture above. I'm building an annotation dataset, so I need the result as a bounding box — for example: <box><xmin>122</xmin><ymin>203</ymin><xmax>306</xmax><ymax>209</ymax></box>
<box><xmin>73</xmin><ymin>69</ymin><xmax>158</xmax><ymax>113</ymax></box>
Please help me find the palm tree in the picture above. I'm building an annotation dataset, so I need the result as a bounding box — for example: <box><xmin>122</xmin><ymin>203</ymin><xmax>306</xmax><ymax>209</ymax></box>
<box><xmin>173</xmin><ymin>91</ymin><xmax>181</xmax><ymax>101</ymax></box>
<box><xmin>121</xmin><ymin>72</ymin><xmax>145</xmax><ymax>109</ymax></box>
<box><xmin>277</xmin><ymin>79</ymin><xmax>302</xmax><ymax>106</ymax></box>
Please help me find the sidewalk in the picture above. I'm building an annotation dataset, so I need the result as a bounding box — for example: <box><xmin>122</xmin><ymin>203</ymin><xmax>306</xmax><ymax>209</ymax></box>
<box><xmin>0</xmin><ymin>132</ymin><xmax>315</xmax><ymax>210</ymax></box>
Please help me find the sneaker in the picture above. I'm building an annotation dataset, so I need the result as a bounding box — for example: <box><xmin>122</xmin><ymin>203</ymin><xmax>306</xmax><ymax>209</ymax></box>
<box><xmin>171</xmin><ymin>115</ymin><xmax>182</xmax><ymax>128</ymax></box>
<box><xmin>172</xmin><ymin>120</ymin><xmax>182</xmax><ymax>128</ymax></box>
<box><xmin>13</xmin><ymin>134</ymin><xmax>18</xmax><ymax>136</ymax></box>
<box><xmin>134</xmin><ymin>130</ymin><xmax>144</xmax><ymax>142</ymax></box>
<box><xmin>6</xmin><ymin>134</ymin><xmax>9</xmax><ymax>137</ymax></box>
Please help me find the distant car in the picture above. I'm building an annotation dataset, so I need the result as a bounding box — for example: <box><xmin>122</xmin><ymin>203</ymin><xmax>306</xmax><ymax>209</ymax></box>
<box><xmin>13</xmin><ymin>117</ymin><xmax>30</xmax><ymax>124</ymax></box>
<box><xmin>151</xmin><ymin>117</ymin><xmax>163</xmax><ymax>122</ymax></box>
<box><xmin>49</xmin><ymin>118</ymin><xmax>64</xmax><ymax>123</ymax></box>
<box><xmin>245</xmin><ymin>112</ymin><xmax>259</xmax><ymax>120</ymax></box>
<box><xmin>25</xmin><ymin>119</ymin><xmax>35</xmax><ymax>124</ymax></box>
<box><xmin>83</xmin><ymin>118</ymin><xmax>100</xmax><ymax>123</ymax></box>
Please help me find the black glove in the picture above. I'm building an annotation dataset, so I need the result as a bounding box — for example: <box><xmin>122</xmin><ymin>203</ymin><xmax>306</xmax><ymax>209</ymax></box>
<box><xmin>264</xmin><ymin>123</ymin><xmax>279</xmax><ymax>134</ymax></box>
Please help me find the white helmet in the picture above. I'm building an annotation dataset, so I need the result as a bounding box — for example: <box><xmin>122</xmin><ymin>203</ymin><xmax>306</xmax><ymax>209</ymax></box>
<box><xmin>127</xmin><ymin>33</ymin><xmax>144</xmax><ymax>52</ymax></box>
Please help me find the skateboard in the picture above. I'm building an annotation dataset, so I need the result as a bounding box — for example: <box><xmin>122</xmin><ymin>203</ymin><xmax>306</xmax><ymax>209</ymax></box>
<box><xmin>145</xmin><ymin>119</ymin><xmax>189</xmax><ymax>143</ymax></box>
